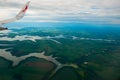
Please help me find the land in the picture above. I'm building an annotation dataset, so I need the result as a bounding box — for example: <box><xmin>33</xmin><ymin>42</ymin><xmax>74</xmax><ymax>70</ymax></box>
<box><xmin>0</xmin><ymin>22</ymin><xmax>120</xmax><ymax>80</ymax></box>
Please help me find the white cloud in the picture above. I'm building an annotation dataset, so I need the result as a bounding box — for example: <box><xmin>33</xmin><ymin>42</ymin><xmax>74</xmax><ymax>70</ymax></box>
<box><xmin>0</xmin><ymin>0</ymin><xmax>120</xmax><ymax>24</ymax></box>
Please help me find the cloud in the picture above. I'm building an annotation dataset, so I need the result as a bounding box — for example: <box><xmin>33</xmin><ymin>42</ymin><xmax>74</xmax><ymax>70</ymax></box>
<box><xmin>0</xmin><ymin>0</ymin><xmax>120</xmax><ymax>24</ymax></box>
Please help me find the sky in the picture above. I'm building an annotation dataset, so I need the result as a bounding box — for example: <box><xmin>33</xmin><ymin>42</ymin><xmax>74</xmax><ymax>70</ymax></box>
<box><xmin>0</xmin><ymin>0</ymin><xmax>120</xmax><ymax>25</ymax></box>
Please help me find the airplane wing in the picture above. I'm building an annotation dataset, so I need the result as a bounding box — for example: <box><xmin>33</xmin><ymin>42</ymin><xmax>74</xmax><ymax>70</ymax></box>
<box><xmin>0</xmin><ymin>1</ymin><xmax>30</xmax><ymax>25</ymax></box>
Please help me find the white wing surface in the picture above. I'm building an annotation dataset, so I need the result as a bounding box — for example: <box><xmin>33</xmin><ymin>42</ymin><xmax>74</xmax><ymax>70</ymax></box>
<box><xmin>0</xmin><ymin>1</ymin><xmax>30</xmax><ymax>25</ymax></box>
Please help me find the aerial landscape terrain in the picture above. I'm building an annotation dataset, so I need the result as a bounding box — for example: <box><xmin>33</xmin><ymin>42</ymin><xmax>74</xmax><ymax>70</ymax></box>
<box><xmin>0</xmin><ymin>22</ymin><xmax>120</xmax><ymax>80</ymax></box>
<box><xmin>0</xmin><ymin>0</ymin><xmax>120</xmax><ymax>80</ymax></box>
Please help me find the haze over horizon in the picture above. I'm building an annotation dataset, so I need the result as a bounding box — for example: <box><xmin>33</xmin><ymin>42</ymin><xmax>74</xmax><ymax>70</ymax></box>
<box><xmin>0</xmin><ymin>0</ymin><xmax>120</xmax><ymax>25</ymax></box>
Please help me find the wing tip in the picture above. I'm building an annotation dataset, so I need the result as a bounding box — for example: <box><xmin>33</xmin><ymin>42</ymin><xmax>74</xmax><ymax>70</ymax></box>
<box><xmin>27</xmin><ymin>1</ymin><xmax>31</xmax><ymax>4</ymax></box>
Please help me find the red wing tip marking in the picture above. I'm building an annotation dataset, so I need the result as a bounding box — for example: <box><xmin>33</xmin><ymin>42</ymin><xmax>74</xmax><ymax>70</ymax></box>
<box><xmin>22</xmin><ymin>6</ymin><xmax>28</xmax><ymax>12</ymax></box>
